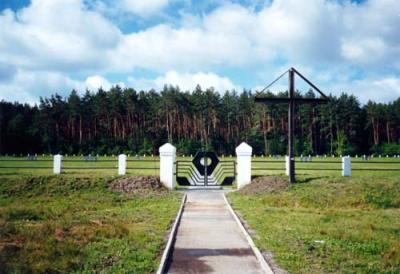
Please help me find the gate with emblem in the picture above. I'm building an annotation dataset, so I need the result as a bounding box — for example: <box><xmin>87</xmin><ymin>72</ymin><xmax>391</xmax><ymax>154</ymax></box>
<box><xmin>176</xmin><ymin>151</ymin><xmax>235</xmax><ymax>187</ymax></box>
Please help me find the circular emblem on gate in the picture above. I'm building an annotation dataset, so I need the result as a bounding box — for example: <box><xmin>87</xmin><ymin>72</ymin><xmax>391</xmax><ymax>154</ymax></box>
<box><xmin>192</xmin><ymin>151</ymin><xmax>219</xmax><ymax>176</ymax></box>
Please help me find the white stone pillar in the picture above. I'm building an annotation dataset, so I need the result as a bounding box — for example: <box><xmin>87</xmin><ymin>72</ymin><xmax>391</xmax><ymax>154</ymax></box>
<box><xmin>235</xmin><ymin>142</ymin><xmax>252</xmax><ymax>189</ymax></box>
<box><xmin>342</xmin><ymin>156</ymin><xmax>351</xmax><ymax>177</ymax></box>
<box><xmin>159</xmin><ymin>143</ymin><xmax>176</xmax><ymax>189</ymax></box>
<box><xmin>285</xmin><ymin>155</ymin><xmax>290</xmax><ymax>176</ymax></box>
<box><xmin>53</xmin><ymin>154</ymin><xmax>62</xmax><ymax>174</ymax></box>
<box><xmin>118</xmin><ymin>154</ymin><xmax>127</xmax><ymax>175</ymax></box>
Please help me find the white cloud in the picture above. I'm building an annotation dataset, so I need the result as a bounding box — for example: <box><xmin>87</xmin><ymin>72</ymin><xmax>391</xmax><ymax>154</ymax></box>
<box><xmin>0</xmin><ymin>0</ymin><xmax>399</xmax><ymax>103</ymax></box>
<box><xmin>120</xmin><ymin>0</ymin><xmax>169</xmax><ymax>16</ymax></box>
<box><xmin>85</xmin><ymin>75</ymin><xmax>125</xmax><ymax>91</ymax></box>
<box><xmin>0</xmin><ymin>0</ymin><xmax>121</xmax><ymax>73</ymax></box>
<box><xmin>112</xmin><ymin>0</ymin><xmax>399</xmax><ymax>73</ymax></box>
<box><xmin>341</xmin><ymin>37</ymin><xmax>386</xmax><ymax>63</ymax></box>
<box><xmin>0</xmin><ymin>69</ymin><xmax>83</xmax><ymax>104</ymax></box>
<box><xmin>128</xmin><ymin>71</ymin><xmax>238</xmax><ymax>92</ymax></box>
<box><xmin>345</xmin><ymin>77</ymin><xmax>400</xmax><ymax>103</ymax></box>
<box><xmin>1</xmin><ymin>0</ymin><xmax>399</xmax><ymax>73</ymax></box>
<box><xmin>85</xmin><ymin>75</ymin><xmax>112</xmax><ymax>91</ymax></box>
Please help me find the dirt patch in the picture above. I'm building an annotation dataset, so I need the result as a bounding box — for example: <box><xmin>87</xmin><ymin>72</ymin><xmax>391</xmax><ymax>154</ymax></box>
<box><xmin>238</xmin><ymin>176</ymin><xmax>289</xmax><ymax>195</ymax></box>
<box><xmin>108</xmin><ymin>176</ymin><xmax>168</xmax><ymax>194</ymax></box>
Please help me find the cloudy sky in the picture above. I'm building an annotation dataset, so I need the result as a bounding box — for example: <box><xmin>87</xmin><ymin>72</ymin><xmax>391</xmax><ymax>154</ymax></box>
<box><xmin>0</xmin><ymin>0</ymin><xmax>399</xmax><ymax>103</ymax></box>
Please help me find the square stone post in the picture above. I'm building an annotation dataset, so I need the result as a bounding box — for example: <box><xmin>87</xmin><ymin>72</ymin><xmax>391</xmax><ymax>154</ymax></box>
<box><xmin>159</xmin><ymin>143</ymin><xmax>176</xmax><ymax>189</ymax></box>
<box><xmin>285</xmin><ymin>155</ymin><xmax>290</xmax><ymax>176</ymax></box>
<box><xmin>342</xmin><ymin>156</ymin><xmax>351</xmax><ymax>176</ymax></box>
<box><xmin>53</xmin><ymin>154</ymin><xmax>62</xmax><ymax>174</ymax></box>
<box><xmin>236</xmin><ymin>142</ymin><xmax>252</xmax><ymax>189</ymax></box>
<box><xmin>118</xmin><ymin>154</ymin><xmax>127</xmax><ymax>175</ymax></box>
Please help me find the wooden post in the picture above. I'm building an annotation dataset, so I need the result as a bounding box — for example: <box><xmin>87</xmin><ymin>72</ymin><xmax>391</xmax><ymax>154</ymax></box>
<box><xmin>288</xmin><ymin>68</ymin><xmax>295</xmax><ymax>183</ymax></box>
<box><xmin>255</xmin><ymin>67</ymin><xmax>328</xmax><ymax>184</ymax></box>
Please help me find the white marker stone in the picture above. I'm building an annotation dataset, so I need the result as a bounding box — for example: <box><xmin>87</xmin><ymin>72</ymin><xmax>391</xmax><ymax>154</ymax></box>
<box><xmin>118</xmin><ymin>154</ymin><xmax>127</xmax><ymax>175</ymax></box>
<box><xmin>53</xmin><ymin>154</ymin><xmax>62</xmax><ymax>174</ymax></box>
<box><xmin>236</xmin><ymin>142</ymin><xmax>252</xmax><ymax>189</ymax></box>
<box><xmin>285</xmin><ymin>155</ymin><xmax>290</xmax><ymax>176</ymax></box>
<box><xmin>159</xmin><ymin>143</ymin><xmax>176</xmax><ymax>190</ymax></box>
<box><xmin>342</xmin><ymin>156</ymin><xmax>351</xmax><ymax>177</ymax></box>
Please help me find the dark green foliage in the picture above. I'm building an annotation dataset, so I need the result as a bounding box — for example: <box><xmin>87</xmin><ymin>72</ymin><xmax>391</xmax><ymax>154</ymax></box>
<box><xmin>1</xmin><ymin>86</ymin><xmax>399</xmax><ymax>155</ymax></box>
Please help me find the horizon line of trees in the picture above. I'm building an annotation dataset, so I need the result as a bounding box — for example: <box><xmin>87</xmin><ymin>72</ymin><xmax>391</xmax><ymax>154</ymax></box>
<box><xmin>1</xmin><ymin>85</ymin><xmax>400</xmax><ymax>156</ymax></box>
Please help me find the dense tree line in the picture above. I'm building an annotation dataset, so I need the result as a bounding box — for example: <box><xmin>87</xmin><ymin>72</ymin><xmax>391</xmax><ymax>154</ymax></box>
<box><xmin>1</xmin><ymin>85</ymin><xmax>400</xmax><ymax>156</ymax></box>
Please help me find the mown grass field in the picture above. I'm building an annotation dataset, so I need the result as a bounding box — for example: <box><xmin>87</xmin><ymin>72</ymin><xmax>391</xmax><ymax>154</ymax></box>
<box><xmin>0</xmin><ymin>175</ymin><xmax>182</xmax><ymax>273</ymax></box>
<box><xmin>228</xmin><ymin>174</ymin><xmax>400</xmax><ymax>274</ymax></box>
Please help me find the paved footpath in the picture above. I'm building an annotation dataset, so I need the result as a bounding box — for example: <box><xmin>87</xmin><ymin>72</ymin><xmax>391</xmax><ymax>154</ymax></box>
<box><xmin>166</xmin><ymin>190</ymin><xmax>265</xmax><ymax>274</ymax></box>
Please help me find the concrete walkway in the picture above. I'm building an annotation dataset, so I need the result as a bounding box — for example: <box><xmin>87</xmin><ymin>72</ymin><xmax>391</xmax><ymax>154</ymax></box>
<box><xmin>166</xmin><ymin>190</ymin><xmax>265</xmax><ymax>274</ymax></box>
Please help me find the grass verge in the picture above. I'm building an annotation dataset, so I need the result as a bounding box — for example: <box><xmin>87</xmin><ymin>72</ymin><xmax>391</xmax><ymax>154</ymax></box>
<box><xmin>228</xmin><ymin>175</ymin><xmax>400</xmax><ymax>274</ymax></box>
<box><xmin>0</xmin><ymin>175</ymin><xmax>182</xmax><ymax>273</ymax></box>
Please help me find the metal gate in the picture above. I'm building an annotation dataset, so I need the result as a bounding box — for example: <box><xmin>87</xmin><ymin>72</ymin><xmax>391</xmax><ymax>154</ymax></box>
<box><xmin>176</xmin><ymin>151</ymin><xmax>235</xmax><ymax>187</ymax></box>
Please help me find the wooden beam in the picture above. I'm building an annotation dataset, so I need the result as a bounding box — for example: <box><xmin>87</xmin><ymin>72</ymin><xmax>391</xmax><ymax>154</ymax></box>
<box><xmin>288</xmin><ymin>69</ymin><xmax>295</xmax><ymax>183</ymax></box>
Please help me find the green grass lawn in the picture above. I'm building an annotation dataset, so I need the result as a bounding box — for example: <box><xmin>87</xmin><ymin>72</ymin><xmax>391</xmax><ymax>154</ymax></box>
<box><xmin>228</xmin><ymin>175</ymin><xmax>400</xmax><ymax>274</ymax></box>
<box><xmin>0</xmin><ymin>175</ymin><xmax>182</xmax><ymax>273</ymax></box>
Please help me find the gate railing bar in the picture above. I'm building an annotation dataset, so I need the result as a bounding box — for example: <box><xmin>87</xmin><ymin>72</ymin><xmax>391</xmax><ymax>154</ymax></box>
<box><xmin>0</xmin><ymin>159</ymin><xmax>53</xmax><ymax>162</ymax></box>
<box><xmin>0</xmin><ymin>166</ymin><xmax>52</xmax><ymax>169</ymax></box>
<box><xmin>63</xmin><ymin>160</ymin><xmax>116</xmax><ymax>162</ymax></box>
<box><xmin>251</xmin><ymin>167</ymin><xmax>285</xmax><ymax>170</ymax></box>
<box><xmin>63</xmin><ymin>167</ymin><xmax>116</xmax><ymax>170</ymax></box>
<box><xmin>213</xmin><ymin>162</ymin><xmax>234</xmax><ymax>177</ymax></box>
<box><xmin>212</xmin><ymin>162</ymin><xmax>235</xmax><ymax>184</ymax></box>
<box><xmin>176</xmin><ymin>163</ymin><xmax>203</xmax><ymax>183</ymax></box>
<box><xmin>352</xmin><ymin>161</ymin><xmax>400</xmax><ymax>164</ymax></box>
<box><xmin>352</xmin><ymin>168</ymin><xmax>400</xmax><ymax>171</ymax></box>
<box><xmin>177</xmin><ymin>170</ymin><xmax>201</xmax><ymax>181</ymax></box>
<box><xmin>295</xmin><ymin>168</ymin><xmax>342</xmax><ymax>171</ymax></box>
<box><xmin>127</xmin><ymin>159</ymin><xmax>159</xmax><ymax>162</ymax></box>
<box><xmin>213</xmin><ymin>168</ymin><xmax>235</xmax><ymax>184</ymax></box>
<box><xmin>252</xmin><ymin>160</ymin><xmax>285</xmax><ymax>163</ymax></box>
<box><xmin>126</xmin><ymin>167</ymin><xmax>159</xmax><ymax>170</ymax></box>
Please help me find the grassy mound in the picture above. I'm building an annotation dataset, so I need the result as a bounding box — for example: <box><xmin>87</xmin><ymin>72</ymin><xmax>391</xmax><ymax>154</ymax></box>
<box><xmin>238</xmin><ymin>176</ymin><xmax>289</xmax><ymax>195</ymax></box>
<box><xmin>0</xmin><ymin>175</ymin><xmax>181</xmax><ymax>273</ymax></box>
<box><xmin>228</xmin><ymin>175</ymin><xmax>400</xmax><ymax>273</ymax></box>
<box><xmin>108</xmin><ymin>176</ymin><xmax>167</xmax><ymax>194</ymax></box>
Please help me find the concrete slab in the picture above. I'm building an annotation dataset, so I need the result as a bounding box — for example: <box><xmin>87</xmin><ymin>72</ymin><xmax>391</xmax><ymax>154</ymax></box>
<box><xmin>166</xmin><ymin>190</ymin><xmax>265</xmax><ymax>274</ymax></box>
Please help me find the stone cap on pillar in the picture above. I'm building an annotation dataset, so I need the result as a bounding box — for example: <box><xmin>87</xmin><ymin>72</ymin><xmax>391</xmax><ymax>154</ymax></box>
<box><xmin>159</xmin><ymin>143</ymin><xmax>176</xmax><ymax>156</ymax></box>
<box><xmin>235</xmin><ymin>142</ymin><xmax>252</xmax><ymax>156</ymax></box>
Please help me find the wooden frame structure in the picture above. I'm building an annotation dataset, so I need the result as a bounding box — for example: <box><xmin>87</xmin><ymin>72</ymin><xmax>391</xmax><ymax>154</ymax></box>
<box><xmin>255</xmin><ymin>67</ymin><xmax>329</xmax><ymax>183</ymax></box>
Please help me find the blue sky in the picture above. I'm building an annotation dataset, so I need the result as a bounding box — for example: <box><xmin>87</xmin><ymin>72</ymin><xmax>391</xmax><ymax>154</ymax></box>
<box><xmin>0</xmin><ymin>0</ymin><xmax>399</xmax><ymax>103</ymax></box>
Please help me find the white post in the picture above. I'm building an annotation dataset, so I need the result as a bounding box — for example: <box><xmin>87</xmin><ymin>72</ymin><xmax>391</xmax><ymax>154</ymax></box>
<box><xmin>235</xmin><ymin>142</ymin><xmax>252</xmax><ymax>189</ymax></box>
<box><xmin>118</xmin><ymin>154</ymin><xmax>127</xmax><ymax>175</ymax></box>
<box><xmin>342</xmin><ymin>156</ymin><xmax>351</xmax><ymax>176</ymax></box>
<box><xmin>159</xmin><ymin>143</ymin><xmax>176</xmax><ymax>189</ymax></box>
<box><xmin>53</xmin><ymin>154</ymin><xmax>62</xmax><ymax>174</ymax></box>
<box><xmin>285</xmin><ymin>155</ymin><xmax>290</xmax><ymax>176</ymax></box>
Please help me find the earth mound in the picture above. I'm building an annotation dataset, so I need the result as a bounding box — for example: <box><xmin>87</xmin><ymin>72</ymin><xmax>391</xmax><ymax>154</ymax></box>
<box><xmin>108</xmin><ymin>176</ymin><xmax>167</xmax><ymax>194</ymax></box>
<box><xmin>238</xmin><ymin>176</ymin><xmax>289</xmax><ymax>195</ymax></box>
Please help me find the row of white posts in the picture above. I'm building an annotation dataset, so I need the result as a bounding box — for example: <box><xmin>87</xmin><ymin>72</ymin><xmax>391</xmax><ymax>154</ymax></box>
<box><xmin>52</xmin><ymin>154</ymin><xmax>129</xmax><ymax>175</ymax></box>
<box><xmin>284</xmin><ymin>155</ymin><xmax>352</xmax><ymax>177</ymax></box>
<box><xmin>52</xmin><ymin>142</ymin><xmax>352</xmax><ymax>189</ymax></box>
